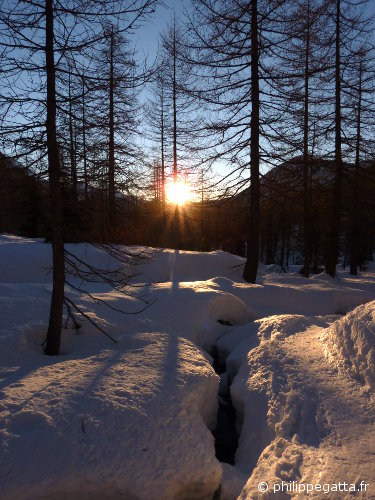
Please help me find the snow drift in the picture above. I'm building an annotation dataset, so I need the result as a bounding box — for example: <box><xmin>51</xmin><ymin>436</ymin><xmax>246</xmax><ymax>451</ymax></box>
<box><xmin>0</xmin><ymin>332</ymin><xmax>221</xmax><ymax>500</ymax></box>
<box><xmin>228</xmin><ymin>314</ymin><xmax>375</xmax><ymax>499</ymax></box>
<box><xmin>2</xmin><ymin>236</ymin><xmax>375</xmax><ymax>499</ymax></box>
<box><xmin>323</xmin><ymin>300</ymin><xmax>375</xmax><ymax>390</ymax></box>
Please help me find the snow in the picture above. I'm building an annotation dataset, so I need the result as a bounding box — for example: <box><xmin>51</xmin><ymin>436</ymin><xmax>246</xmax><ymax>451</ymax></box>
<box><xmin>1</xmin><ymin>235</ymin><xmax>375</xmax><ymax>498</ymax></box>
<box><xmin>323</xmin><ymin>300</ymin><xmax>375</xmax><ymax>390</ymax></box>
<box><xmin>1</xmin><ymin>332</ymin><xmax>221</xmax><ymax>499</ymax></box>
<box><xmin>231</xmin><ymin>315</ymin><xmax>375</xmax><ymax>499</ymax></box>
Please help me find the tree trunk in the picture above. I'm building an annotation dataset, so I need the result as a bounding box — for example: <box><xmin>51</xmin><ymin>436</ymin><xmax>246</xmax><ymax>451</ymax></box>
<box><xmin>279</xmin><ymin>195</ymin><xmax>286</xmax><ymax>270</ymax></box>
<box><xmin>325</xmin><ymin>0</ymin><xmax>342</xmax><ymax>278</ymax></box>
<box><xmin>243</xmin><ymin>0</ymin><xmax>260</xmax><ymax>283</ymax></box>
<box><xmin>350</xmin><ymin>55</ymin><xmax>362</xmax><ymax>275</ymax></box>
<box><xmin>200</xmin><ymin>169</ymin><xmax>205</xmax><ymax>245</ymax></box>
<box><xmin>173</xmin><ymin>21</ymin><xmax>177</xmax><ymax>184</ymax></box>
<box><xmin>161</xmin><ymin>75</ymin><xmax>165</xmax><ymax>210</ymax></box>
<box><xmin>68</xmin><ymin>71</ymin><xmax>77</xmax><ymax>200</ymax></box>
<box><xmin>286</xmin><ymin>229</ymin><xmax>290</xmax><ymax>270</ymax></box>
<box><xmin>82</xmin><ymin>71</ymin><xmax>88</xmax><ymax>202</ymax></box>
<box><xmin>108</xmin><ymin>26</ymin><xmax>116</xmax><ymax>231</ymax></box>
<box><xmin>45</xmin><ymin>0</ymin><xmax>65</xmax><ymax>356</ymax></box>
<box><xmin>172</xmin><ymin>20</ymin><xmax>180</xmax><ymax>249</ymax></box>
<box><xmin>302</xmin><ymin>0</ymin><xmax>312</xmax><ymax>277</ymax></box>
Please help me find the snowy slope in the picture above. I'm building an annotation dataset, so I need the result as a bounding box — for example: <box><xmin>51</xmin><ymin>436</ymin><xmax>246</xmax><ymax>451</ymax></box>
<box><xmin>1</xmin><ymin>235</ymin><xmax>375</xmax><ymax>499</ymax></box>
<box><xmin>1</xmin><ymin>332</ymin><xmax>220</xmax><ymax>499</ymax></box>
<box><xmin>224</xmin><ymin>314</ymin><xmax>375</xmax><ymax>499</ymax></box>
<box><xmin>323</xmin><ymin>300</ymin><xmax>375</xmax><ymax>390</ymax></box>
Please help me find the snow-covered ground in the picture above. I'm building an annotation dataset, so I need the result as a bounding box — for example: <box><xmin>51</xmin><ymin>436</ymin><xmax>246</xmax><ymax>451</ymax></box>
<box><xmin>1</xmin><ymin>234</ymin><xmax>375</xmax><ymax>499</ymax></box>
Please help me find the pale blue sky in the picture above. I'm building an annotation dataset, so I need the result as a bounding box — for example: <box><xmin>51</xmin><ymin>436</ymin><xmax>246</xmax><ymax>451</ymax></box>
<box><xmin>134</xmin><ymin>0</ymin><xmax>186</xmax><ymax>63</ymax></box>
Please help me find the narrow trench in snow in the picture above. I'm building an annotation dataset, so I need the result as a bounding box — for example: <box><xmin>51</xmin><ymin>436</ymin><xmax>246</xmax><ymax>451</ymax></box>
<box><xmin>211</xmin><ymin>343</ymin><xmax>239</xmax><ymax>465</ymax></box>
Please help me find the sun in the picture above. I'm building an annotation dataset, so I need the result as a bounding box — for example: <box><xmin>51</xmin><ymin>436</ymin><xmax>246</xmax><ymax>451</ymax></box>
<box><xmin>166</xmin><ymin>181</ymin><xmax>192</xmax><ymax>206</ymax></box>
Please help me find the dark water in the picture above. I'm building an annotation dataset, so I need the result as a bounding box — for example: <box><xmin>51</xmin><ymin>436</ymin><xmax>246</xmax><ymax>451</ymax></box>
<box><xmin>212</xmin><ymin>397</ymin><xmax>238</xmax><ymax>464</ymax></box>
<box><xmin>211</xmin><ymin>352</ymin><xmax>238</xmax><ymax>465</ymax></box>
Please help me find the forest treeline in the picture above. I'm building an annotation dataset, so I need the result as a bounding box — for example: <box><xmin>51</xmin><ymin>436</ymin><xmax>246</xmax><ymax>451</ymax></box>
<box><xmin>3</xmin><ymin>153</ymin><xmax>375</xmax><ymax>274</ymax></box>
<box><xmin>1</xmin><ymin>0</ymin><xmax>375</xmax><ymax>353</ymax></box>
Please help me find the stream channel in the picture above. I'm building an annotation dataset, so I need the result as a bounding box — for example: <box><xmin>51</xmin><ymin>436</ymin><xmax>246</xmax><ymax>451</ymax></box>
<box><xmin>211</xmin><ymin>344</ymin><xmax>238</xmax><ymax>465</ymax></box>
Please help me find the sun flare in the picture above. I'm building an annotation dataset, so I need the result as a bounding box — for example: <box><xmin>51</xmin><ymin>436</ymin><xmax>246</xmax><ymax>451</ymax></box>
<box><xmin>166</xmin><ymin>181</ymin><xmax>192</xmax><ymax>206</ymax></box>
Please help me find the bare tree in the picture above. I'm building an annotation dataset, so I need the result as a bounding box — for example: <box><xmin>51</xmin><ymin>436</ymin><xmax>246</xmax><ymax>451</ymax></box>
<box><xmin>184</xmin><ymin>0</ymin><xmax>290</xmax><ymax>282</ymax></box>
<box><xmin>0</xmin><ymin>0</ymin><xmax>158</xmax><ymax>355</ymax></box>
<box><xmin>242</xmin><ymin>0</ymin><xmax>260</xmax><ymax>283</ymax></box>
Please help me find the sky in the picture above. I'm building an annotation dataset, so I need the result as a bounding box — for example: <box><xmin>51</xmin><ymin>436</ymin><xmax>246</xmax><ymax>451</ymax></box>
<box><xmin>132</xmin><ymin>0</ymin><xmax>205</xmax><ymax>194</ymax></box>
<box><xmin>3</xmin><ymin>0</ymin><xmax>374</xmax><ymax>195</ymax></box>
<box><xmin>132</xmin><ymin>0</ymin><xmax>375</xmax><ymax>193</ymax></box>
<box><xmin>135</xmin><ymin>0</ymin><xmax>375</xmax><ymax>58</ymax></box>
<box><xmin>134</xmin><ymin>0</ymin><xmax>186</xmax><ymax>63</ymax></box>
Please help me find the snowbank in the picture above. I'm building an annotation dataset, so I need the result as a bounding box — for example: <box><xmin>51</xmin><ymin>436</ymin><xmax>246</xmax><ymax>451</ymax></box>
<box><xmin>323</xmin><ymin>300</ymin><xmax>375</xmax><ymax>390</ymax></box>
<box><xmin>137</xmin><ymin>249</ymin><xmax>245</xmax><ymax>283</ymax></box>
<box><xmin>238</xmin><ymin>438</ymin><xmax>303</xmax><ymax>500</ymax></box>
<box><xmin>216</xmin><ymin>323</ymin><xmax>259</xmax><ymax>367</ymax></box>
<box><xmin>2</xmin><ymin>236</ymin><xmax>375</xmax><ymax>499</ymax></box>
<box><xmin>229</xmin><ymin>314</ymin><xmax>375</xmax><ymax>499</ymax></box>
<box><xmin>0</xmin><ymin>332</ymin><xmax>221</xmax><ymax>499</ymax></box>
